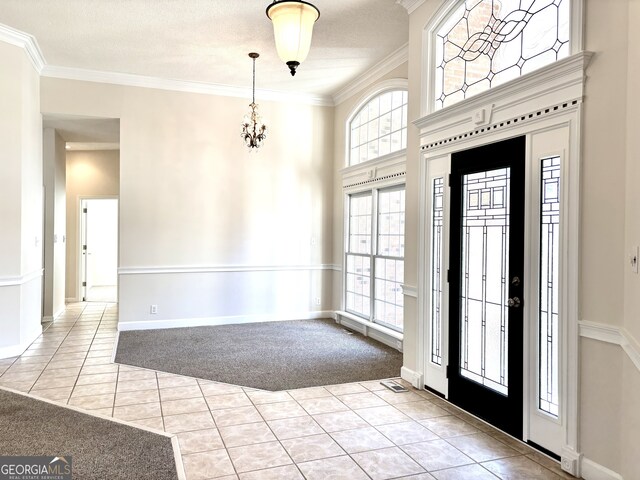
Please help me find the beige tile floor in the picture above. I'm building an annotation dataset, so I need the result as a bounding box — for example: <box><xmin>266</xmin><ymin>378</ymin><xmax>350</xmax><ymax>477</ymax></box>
<box><xmin>0</xmin><ymin>303</ymin><xmax>577</xmax><ymax>480</ymax></box>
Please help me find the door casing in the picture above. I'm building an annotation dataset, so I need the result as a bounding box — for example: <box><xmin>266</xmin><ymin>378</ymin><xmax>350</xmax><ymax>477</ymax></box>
<box><xmin>417</xmin><ymin>112</ymin><xmax>581</xmax><ymax>462</ymax></box>
<box><xmin>447</xmin><ymin>136</ymin><xmax>526</xmax><ymax>439</ymax></box>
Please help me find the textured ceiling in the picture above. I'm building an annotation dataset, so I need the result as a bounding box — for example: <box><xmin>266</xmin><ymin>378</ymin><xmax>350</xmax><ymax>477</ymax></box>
<box><xmin>0</xmin><ymin>0</ymin><xmax>408</xmax><ymax>98</ymax></box>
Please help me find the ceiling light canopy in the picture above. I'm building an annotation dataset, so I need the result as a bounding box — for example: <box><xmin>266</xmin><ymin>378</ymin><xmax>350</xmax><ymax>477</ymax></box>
<box><xmin>266</xmin><ymin>0</ymin><xmax>320</xmax><ymax>76</ymax></box>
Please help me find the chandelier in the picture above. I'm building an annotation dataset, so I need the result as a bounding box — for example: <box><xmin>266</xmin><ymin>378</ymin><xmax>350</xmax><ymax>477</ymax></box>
<box><xmin>241</xmin><ymin>53</ymin><xmax>267</xmax><ymax>149</ymax></box>
<box><xmin>266</xmin><ymin>1</ymin><xmax>320</xmax><ymax>76</ymax></box>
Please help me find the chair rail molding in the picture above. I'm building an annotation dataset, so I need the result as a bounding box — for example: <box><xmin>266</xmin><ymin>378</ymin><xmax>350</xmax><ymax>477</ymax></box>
<box><xmin>118</xmin><ymin>264</ymin><xmax>336</xmax><ymax>275</ymax></box>
<box><xmin>579</xmin><ymin>320</ymin><xmax>640</xmax><ymax>373</ymax></box>
<box><xmin>0</xmin><ymin>269</ymin><xmax>44</xmax><ymax>287</ymax></box>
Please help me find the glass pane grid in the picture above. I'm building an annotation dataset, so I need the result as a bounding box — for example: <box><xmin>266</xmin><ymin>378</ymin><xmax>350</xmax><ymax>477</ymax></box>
<box><xmin>431</xmin><ymin>177</ymin><xmax>444</xmax><ymax>365</ymax></box>
<box><xmin>349</xmin><ymin>91</ymin><xmax>408</xmax><ymax>166</ymax></box>
<box><xmin>435</xmin><ymin>0</ymin><xmax>570</xmax><ymax>110</ymax></box>
<box><xmin>348</xmin><ymin>194</ymin><xmax>372</xmax><ymax>254</ymax></box>
<box><xmin>539</xmin><ymin>156</ymin><xmax>560</xmax><ymax>417</ymax></box>
<box><xmin>374</xmin><ymin>258</ymin><xmax>404</xmax><ymax>330</ymax></box>
<box><xmin>346</xmin><ymin>254</ymin><xmax>371</xmax><ymax>317</ymax></box>
<box><xmin>460</xmin><ymin>168</ymin><xmax>511</xmax><ymax>396</ymax></box>
<box><xmin>377</xmin><ymin>189</ymin><xmax>406</xmax><ymax>258</ymax></box>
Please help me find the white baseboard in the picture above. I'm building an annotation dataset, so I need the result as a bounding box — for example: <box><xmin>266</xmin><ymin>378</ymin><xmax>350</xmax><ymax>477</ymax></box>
<box><xmin>118</xmin><ymin>311</ymin><xmax>336</xmax><ymax>332</ymax></box>
<box><xmin>0</xmin><ymin>329</ymin><xmax>42</xmax><ymax>359</ymax></box>
<box><xmin>66</xmin><ymin>297</ymin><xmax>79</xmax><ymax>304</ymax></box>
<box><xmin>53</xmin><ymin>305</ymin><xmax>66</xmax><ymax>319</ymax></box>
<box><xmin>581</xmin><ymin>458</ymin><xmax>624</xmax><ymax>480</ymax></box>
<box><xmin>401</xmin><ymin>366</ymin><xmax>423</xmax><ymax>389</ymax></box>
<box><xmin>335</xmin><ymin>315</ymin><xmax>403</xmax><ymax>352</ymax></box>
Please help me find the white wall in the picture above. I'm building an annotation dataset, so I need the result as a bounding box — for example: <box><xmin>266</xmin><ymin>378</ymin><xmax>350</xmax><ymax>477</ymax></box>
<box><xmin>42</xmin><ymin>80</ymin><xmax>335</xmax><ymax>327</ymax></box>
<box><xmin>0</xmin><ymin>40</ymin><xmax>43</xmax><ymax>358</ymax></box>
<box><xmin>43</xmin><ymin>127</ymin><xmax>66</xmax><ymax>319</ymax></box>
<box><xmin>65</xmin><ymin>149</ymin><xmax>120</xmax><ymax>301</ymax></box>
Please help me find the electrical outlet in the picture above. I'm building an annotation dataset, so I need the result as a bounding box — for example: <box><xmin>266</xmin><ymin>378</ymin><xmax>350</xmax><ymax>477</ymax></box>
<box><xmin>150</xmin><ymin>305</ymin><xmax>158</xmax><ymax>314</ymax></box>
<box><xmin>561</xmin><ymin>457</ymin><xmax>577</xmax><ymax>476</ymax></box>
<box><xmin>315</xmin><ymin>297</ymin><xmax>321</xmax><ymax>306</ymax></box>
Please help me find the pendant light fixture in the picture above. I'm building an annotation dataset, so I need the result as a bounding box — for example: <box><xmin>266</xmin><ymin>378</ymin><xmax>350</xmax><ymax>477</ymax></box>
<box><xmin>241</xmin><ymin>53</ymin><xmax>267</xmax><ymax>149</ymax></box>
<box><xmin>266</xmin><ymin>1</ymin><xmax>320</xmax><ymax>76</ymax></box>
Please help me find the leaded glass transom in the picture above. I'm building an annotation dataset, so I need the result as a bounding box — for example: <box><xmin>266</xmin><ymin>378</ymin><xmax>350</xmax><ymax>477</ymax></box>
<box><xmin>435</xmin><ymin>0</ymin><xmax>570</xmax><ymax>110</ymax></box>
<box><xmin>350</xmin><ymin>90</ymin><xmax>408</xmax><ymax>166</ymax></box>
<box><xmin>539</xmin><ymin>156</ymin><xmax>560</xmax><ymax>417</ymax></box>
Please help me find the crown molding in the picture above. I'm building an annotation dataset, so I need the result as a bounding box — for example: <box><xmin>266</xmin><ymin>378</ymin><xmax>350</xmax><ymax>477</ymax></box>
<box><xmin>332</xmin><ymin>43</ymin><xmax>409</xmax><ymax>105</ymax></box>
<box><xmin>396</xmin><ymin>0</ymin><xmax>427</xmax><ymax>14</ymax></box>
<box><xmin>41</xmin><ymin>65</ymin><xmax>334</xmax><ymax>107</ymax></box>
<box><xmin>0</xmin><ymin>22</ymin><xmax>46</xmax><ymax>73</ymax></box>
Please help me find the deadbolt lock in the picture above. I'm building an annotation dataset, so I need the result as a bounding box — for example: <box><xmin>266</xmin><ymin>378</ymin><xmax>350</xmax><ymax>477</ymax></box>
<box><xmin>511</xmin><ymin>276</ymin><xmax>521</xmax><ymax>286</ymax></box>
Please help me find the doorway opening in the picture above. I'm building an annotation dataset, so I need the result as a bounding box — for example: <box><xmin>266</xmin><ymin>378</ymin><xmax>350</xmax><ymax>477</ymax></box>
<box><xmin>448</xmin><ymin>136</ymin><xmax>525</xmax><ymax>439</ymax></box>
<box><xmin>80</xmin><ymin>198</ymin><xmax>119</xmax><ymax>302</ymax></box>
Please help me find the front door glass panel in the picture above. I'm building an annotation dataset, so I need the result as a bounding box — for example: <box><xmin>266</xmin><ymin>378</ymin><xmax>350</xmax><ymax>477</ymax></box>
<box><xmin>460</xmin><ymin>168</ymin><xmax>511</xmax><ymax>395</ymax></box>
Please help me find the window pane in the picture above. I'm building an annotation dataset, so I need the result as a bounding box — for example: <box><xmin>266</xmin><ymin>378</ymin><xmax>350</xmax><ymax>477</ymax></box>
<box><xmin>379</xmin><ymin>92</ymin><xmax>392</xmax><ymax>114</ymax></box>
<box><xmin>346</xmin><ymin>254</ymin><xmax>371</xmax><ymax>317</ymax></box>
<box><xmin>434</xmin><ymin>0</ymin><xmax>570</xmax><ymax>110</ymax></box>
<box><xmin>374</xmin><ymin>258</ymin><xmax>404</xmax><ymax>330</ymax></box>
<box><xmin>430</xmin><ymin>177</ymin><xmax>444</xmax><ymax>365</ymax></box>
<box><xmin>539</xmin><ymin>156</ymin><xmax>561</xmax><ymax>417</ymax></box>
<box><xmin>348</xmin><ymin>194</ymin><xmax>372</xmax><ymax>254</ymax></box>
<box><xmin>378</xmin><ymin>188</ymin><xmax>405</xmax><ymax>257</ymax></box>
<box><xmin>348</xmin><ymin>90</ymin><xmax>408</xmax><ymax>165</ymax></box>
<box><xmin>459</xmin><ymin>168</ymin><xmax>511</xmax><ymax>396</ymax></box>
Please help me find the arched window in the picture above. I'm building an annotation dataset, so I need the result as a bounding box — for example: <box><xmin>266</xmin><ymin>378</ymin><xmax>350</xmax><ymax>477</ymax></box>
<box><xmin>434</xmin><ymin>0</ymin><xmax>570</xmax><ymax>110</ymax></box>
<box><xmin>349</xmin><ymin>89</ymin><xmax>408</xmax><ymax>166</ymax></box>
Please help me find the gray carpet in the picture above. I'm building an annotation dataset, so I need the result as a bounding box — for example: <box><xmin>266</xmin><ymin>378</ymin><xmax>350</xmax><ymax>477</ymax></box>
<box><xmin>0</xmin><ymin>389</ymin><xmax>178</xmax><ymax>480</ymax></box>
<box><xmin>116</xmin><ymin>319</ymin><xmax>402</xmax><ymax>391</ymax></box>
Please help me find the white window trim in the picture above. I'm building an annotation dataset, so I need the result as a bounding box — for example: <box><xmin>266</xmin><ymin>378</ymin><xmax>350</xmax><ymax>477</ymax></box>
<box><xmin>344</xmin><ymin>78</ymin><xmax>409</xmax><ymax>168</ymax></box>
<box><xmin>420</xmin><ymin>0</ymin><xmax>585</xmax><ymax>118</ymax></box>
<box><xmin>343</xmin><ymin>183</ymin><xmax>406</xmax><ymax>333</ymax></box>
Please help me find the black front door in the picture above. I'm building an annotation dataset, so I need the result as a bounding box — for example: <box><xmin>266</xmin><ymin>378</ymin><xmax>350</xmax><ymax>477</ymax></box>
<box><xmin>448</xmin><ymin>136</ymin><xmax>525</xmax><ymax>439</ymax></box>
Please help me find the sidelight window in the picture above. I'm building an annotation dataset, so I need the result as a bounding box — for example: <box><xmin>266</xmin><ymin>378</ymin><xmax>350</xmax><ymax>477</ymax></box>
<box><xmin>539</xmin><ymin>156</ymin><xmax>561</xmax><ymax>417</ymax></box>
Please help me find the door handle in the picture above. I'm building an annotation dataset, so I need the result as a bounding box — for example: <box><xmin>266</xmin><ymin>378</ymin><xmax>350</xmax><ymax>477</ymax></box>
<box><xmin>507</xmin><ymin>297</ymin><xmax>521</xmax><ymax>308</ymax></box>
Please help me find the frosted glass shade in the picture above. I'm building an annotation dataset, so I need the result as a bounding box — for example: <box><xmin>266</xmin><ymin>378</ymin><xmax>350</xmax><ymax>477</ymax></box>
<box><xmin>267</xmin><ymin>1</ymin><xmax>319</xmax><ymax>75</ymax></box>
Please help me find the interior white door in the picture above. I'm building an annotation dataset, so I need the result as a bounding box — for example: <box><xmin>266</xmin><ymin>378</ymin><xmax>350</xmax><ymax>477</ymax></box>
<box><xmin>83</xmin><ymin>198</ymin><xmax>118</xmax><ymax>302</ymax></box>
